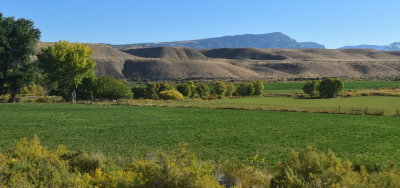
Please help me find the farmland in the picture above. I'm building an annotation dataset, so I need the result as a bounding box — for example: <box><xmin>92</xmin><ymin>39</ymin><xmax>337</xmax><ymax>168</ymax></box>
<box><xmin>0</xmin><ymin>103</ymin><xmax>399</xmax><ymax>166</ymax></box>
<box><xmin>264</xmin><ymin>80</ymin><xmax>400</xmax><ymax>93</ymax></box>
<box><xmin>133</xmin><ymin>96</ymin><xmax>400</xmax><ymax>115</ymax></box>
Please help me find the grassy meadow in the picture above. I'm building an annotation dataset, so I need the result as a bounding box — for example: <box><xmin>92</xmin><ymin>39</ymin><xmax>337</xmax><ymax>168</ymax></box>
<box><xmin>135</xmin><ymin>96</ymin><xmax>400</xmax><ymax>115</ymax></box>
<box><xmin>1</xmin><ymin>103</ymin><xmax>400</xmax><ymax>166</ymax></box>
<box><xmin>264</xmin><ymin>80</ymin><xmax>400</xmax><ymax>93</ymax></box>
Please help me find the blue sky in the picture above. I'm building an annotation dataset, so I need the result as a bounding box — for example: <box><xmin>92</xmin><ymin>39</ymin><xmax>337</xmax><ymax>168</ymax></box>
<box><xmin>1</xmin><ymin>0</ymin><xmax>399</xmax><ymax>48</ymax></box>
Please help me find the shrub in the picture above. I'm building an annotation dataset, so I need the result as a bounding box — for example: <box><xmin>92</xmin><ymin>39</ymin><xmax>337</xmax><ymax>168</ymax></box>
<box><xmin>318</xmin><ymin>78</ymin><xmax>344</xmax><ymax>98</ymax></box>
<box><xmin>93</xmin><ymin>76</ymin><xmax>133</xmax><ymax>100</ymax></box>
<box><xmin>212</xmin><ymin>81</ymin><xmax>226</xmax><ymax>97</ymax></box>
<box><xmin>144</xmin><ymin>82</ymin><xmax>161</xmax><ymax>99</ymax></box>
<box><xmin>252</xmin><ymin>81</ymin><xmax>264</xmax><ymax>96</ymax></box>
<box><xmin>196</xmin><ymin>83</ymin><xmax>210</xmax><ymax>98</ymax></box>
<box><xmin>21</xmin><ymin>84</ymin><xmax>45</xmax><ymax>96</ymax></box>
<box><xmin>76</xmin><ymin>77</ymin><xmax>96</xmax><ymax>100</ymax></box>
<box><xmin>225</xmin><ymin>83</ymin><xmax>236</xmax><ymax>97</ymax></box>
<box><xmin>176</xmin><ymin>81</ymin><xmax>196</xmax><ymax>97</ymax></box>
<box><xmin>303</xmin><ymin>80</ymin><xmax>319</xmax><ymax>97</ymax></box>
<box><xmin>237</xmin><ymin>82</ymin><xmax>255</xmax><ymax>96</ymax></box>
<box><xmin>158</xmin><ymin>90</ymin><xmax>184</xmax><ymax>100</ymax></box>
<box><xmin>158</xmin><ymin>82</ymin><xmax>173</xmax><ymax>93</ymax></box>
<box><xmin>129</xmin><ymin>143</ymin><xmax>222</xmax><ymax>188</ymax></box>
<box><xmin>132</xmin><ymin>85</ymin><xmax>147</xmax><ymax>99</ymax></box>
<box><xmin>272</xmin><ymin>146</ymin><xmax>353</xmax><ymax>187</ymax></box>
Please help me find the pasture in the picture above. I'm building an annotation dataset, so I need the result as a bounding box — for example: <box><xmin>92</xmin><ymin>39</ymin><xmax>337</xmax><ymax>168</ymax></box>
<box><xmin>264</xmin><ymin>80</ymin><xmax>400</xmax><ymax>93</ymax></box>
<box><xmin>137</xmin><ymin>96</ymin><xmax>400</xmax><ymax>115</ymax></box>
<box><xmin>0</xmin><ymin>103</ymin><xmax>399</xmax><ymax>166</ymax></box>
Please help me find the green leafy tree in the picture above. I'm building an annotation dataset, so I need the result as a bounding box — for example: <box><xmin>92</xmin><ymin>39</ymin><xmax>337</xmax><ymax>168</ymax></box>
<box><xmin>0</xmin><ymin>13</ymin><xmax>41</xmax><ymax>102</ymax></box>
<box><xmin>237</xmin><ymin>82</ymin><xmax>255</xmax><ymax>96</ymax></box>
<box><xmin>303</xmin><ymin>80</ymin><xmax>319</xmax><ymax>97</ymax></box>
<box><xmin>37</xmin><ymin>41</ymin><xmax>96</xmax><ymax>101</ymax></box>
<box><xmin>225</xmin><ymin>82</ymin><xmax>236</xmax><ymax>97</ymax></box>
<box><xmin>318</xmin><ymin>78</ymin><xmax>344</xmax><ymax>98</ymax></box>
<box><xmin>212</xmin><ymin>81</ymin><xmax>226</xmax><ymax>97</ymax></box>
<box><xmin>252</xmin><ymin>81</ymin><xmax>264</xmax><ymax>96</ymax></box>
<box><xmin>195</xmin><ymin>83</ymin><xmax>209</xmax><ymax>98</ymax></box>
<box><xmin>76</xmin><ymin>76</ymin><xmax>96</xmax><ymax>100</ymax></box>
<box><xmin>145</xmin><ymin>82</ymin><xmax>161</xmax><ymax>99</ymax></box>
<box><xmin>176</xmin><ymin>81</ymin><xmax>196</xmax><ymax>97</ymax></box>
<box><xmin>93</xmin><ymin>76</ymin><xmax>132</xmax><ymax>100</ymax></box>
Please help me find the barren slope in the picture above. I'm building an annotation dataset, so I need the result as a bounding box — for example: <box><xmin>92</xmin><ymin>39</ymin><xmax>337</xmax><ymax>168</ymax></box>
<box><xmin>34</xmin><ymin>44</ymin><xmax>400</xmax><ymax>80</ymax></box>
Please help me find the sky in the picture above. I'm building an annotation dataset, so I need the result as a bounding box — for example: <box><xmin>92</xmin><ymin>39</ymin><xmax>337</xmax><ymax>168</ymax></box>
<box><xmin>1</xmin><ymin>0</ymin><xmax>400</xmax><ymax>49</ymax></box>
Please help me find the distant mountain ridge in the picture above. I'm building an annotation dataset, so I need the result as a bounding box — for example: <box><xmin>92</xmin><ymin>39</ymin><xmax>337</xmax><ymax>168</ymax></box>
<box><xmin>112</xmin><ymin>32</ymin><xmax>326</xmax><ymax>50</ymax></box>
<box><xmin>339</xmin><ymin>42</ymin><xmax>400</xmax><ymax>51</ymax></box>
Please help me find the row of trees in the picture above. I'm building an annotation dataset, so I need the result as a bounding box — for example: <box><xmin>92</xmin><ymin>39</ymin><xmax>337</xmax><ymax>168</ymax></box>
<box><xmin>303</xmin><ymin>78</ymin><xmax>344</xmax><ymax>98</ymax></box>
<box><xmin>0</xmin><ymin>13</ymin><xmax>266</xmax><ymax>102</ymax></box>
<box><xmin>0</xmin><ymin>13</ymin><xmax>133</xmax><ymax>102</ymax></box>
<box><xmin>131</xmin><ymin>80</ymin><xmax>265</xmax><ymax>100</ymax></box>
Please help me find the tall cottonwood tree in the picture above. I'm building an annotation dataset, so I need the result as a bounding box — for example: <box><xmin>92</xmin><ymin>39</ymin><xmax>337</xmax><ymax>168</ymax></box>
<box><xmin>0</xmin><ymin>13</ymin><xmax>41</xmax><ymax>102</ymax></box>
<box><xmin>37</xmin><ymin>41</ymin><xmax>96</xmax><ymax>102</ymax></box>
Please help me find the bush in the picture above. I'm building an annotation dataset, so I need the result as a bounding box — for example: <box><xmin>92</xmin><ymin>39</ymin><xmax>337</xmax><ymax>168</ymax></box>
<box><xmin>212</xmin><ymin>81</ymin><xmax>226</xmax><ymax>97</ymax></box>
<box><xmin>2</xmin><ymin>137</ymin><xmax>400</xmax><ymax>187</ymax></box>
<box><xmin>176</xmin><ymin>81</ymin><xmax>196</xmax><ymax>97</ymax></box>
<box><xmin>93</xmin><ymin>76</ymin><xmax>133</xmax><ymax>100</ymax></box>
<box><xmin>318</xmin><ymin>78</ymin><xmax>344</xmax><ymax>98</ymax></box>
<box><xmin>237</xmin><ymin>82</ymin><xmax>255</xmax><ymax>96</ymax></box>
<box><xmin>129</xmin><ymin>143</ymin><xmax>222</xmax><ymax>188</ymax></box>
<box><xmin>21</xmin><ymin>84</ymin><xmax>45</xmax><ymax>96</ymax></box>
<box><xmin>158</xmin><ymin>90</ymin><xmax>184</xmax><ymax>100</ymax></box>
<box><xmin>252</xmin><ymin>81</ymin><xmax>264</xmax><ymax>96</ymax></box>
<box><xmin>76</xmin><ymin>77</ymin><xmax>96</xmax><ymax>100</ymax></box>
<box><xmin>196</xmin><ymin>83</ymin><xmax>210</xmax><ymax>98</ymax></box>
<box><xmin>144</xmin><ymin>82</ymin><xmax>161</xmax><ymax>99</ymax></box>
<box><xmin>303</xmin><ymin>80</ymin><xmax>319</xmax><ymax>97</ymax></box>
<box><xmin>225</xmin><ymin>83</ymin><xmax>236</xmax><ymax>97</ymax></box>
<box><xmin>132</xmin><ymin>85</ymin><xmax>147</xmax><ymax>99</ymax></box>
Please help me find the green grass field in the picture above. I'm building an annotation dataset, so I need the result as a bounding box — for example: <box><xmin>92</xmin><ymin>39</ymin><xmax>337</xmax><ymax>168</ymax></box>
<box><xmin>264</xmin><ymin>81</ymin><xmax>400</xmax><ymax>93</ymax></box>
<box><xmin>1</xmin><ymin>103</ymin><xmax>399</xmax><ymax>166</ymax></box>
<box><xmin>131</xmin><ymin>96</ymin><xmax>400</xmax><ymax>115</ymax></box>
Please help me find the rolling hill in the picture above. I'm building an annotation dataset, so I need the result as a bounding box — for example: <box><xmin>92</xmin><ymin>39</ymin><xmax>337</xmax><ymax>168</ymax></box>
<box><xmin>34</xmin><ymin>43</ymin><xmax>400</xmax><ymax>81</ymax></box>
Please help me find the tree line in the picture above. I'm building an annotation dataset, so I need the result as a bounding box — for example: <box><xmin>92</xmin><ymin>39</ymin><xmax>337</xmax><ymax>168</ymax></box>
<box><xmin>0</xmin><ymin>13</ymin><xmax>267</xmax><ymax>102</ymax></box>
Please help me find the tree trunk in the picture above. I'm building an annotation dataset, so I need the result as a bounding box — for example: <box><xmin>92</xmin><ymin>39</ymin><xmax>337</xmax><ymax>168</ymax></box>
<box><xmin>8</xmin><ymin>93</ymin><xmax>16</xmax><ymax>103</ymax></box>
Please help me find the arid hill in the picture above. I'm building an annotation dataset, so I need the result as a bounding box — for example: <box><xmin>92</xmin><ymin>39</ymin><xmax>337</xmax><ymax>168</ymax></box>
<box><xmin>34</xmin><ymin>43</ymin><xmax>400</xmax><ymax>80</ymax></box>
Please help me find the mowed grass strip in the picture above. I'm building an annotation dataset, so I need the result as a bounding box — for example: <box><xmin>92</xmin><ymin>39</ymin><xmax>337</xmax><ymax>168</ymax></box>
<box><xmin>0</xmin><ymin>103</ymin><xmax>399</xmax><ymax>165</ymax></box>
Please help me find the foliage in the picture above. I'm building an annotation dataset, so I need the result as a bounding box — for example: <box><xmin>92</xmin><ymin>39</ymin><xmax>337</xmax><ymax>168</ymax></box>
<box><xmin>93</xmin><ymin>76</ymin><xmax>132</xmax><ymax>100</ymax></box>
<box><xmin>196</xmin><ymin>82</ymin><xmax>209</xmax><ymax>98</ymax></box>
<box><xmin>158</xmin><ymin>89</ymin><xmax>184</xmax><ymax>100</ymax></box>
<box><xmin>22</xmin><ymin>83</ymin><xmax>45</xmax><ymax>96</ymax></box>
<box><xmin>303</xmin><ymin>80</ymin><xmax>319</xmax><ymax>97</ymax></box>
<box><xmin>212</xmin><ymin>81</ymin><xmax>226</xmax><ymax>97</ymax></box>
<box><xmin>37</xmin><ymin>40</ymin><xmax>96</xmax><ymax>100</ymax></box>
<box><xmin>76</xmin><ymin>76</ymin><xmax>96</xmax><ymax>100</ymax></box>
<box><xmin>176</xmin><ymin>81</ymin><xmax>196</xmax><ymax>97</ymax></box>
<box><xmin>129</xmin><ymin>143</ymin><xmax>222</xmax><ymax>188</ymax></box>
<box><xmin>252</xmin><ymin>81</ymin><xmax>264</xmax><ymax>96</ymax></box>
<box><xmin>318</xmin><ymin>78</ymin><xmax>344</xmax><ymax>98</ymax></box>
<box><xmin>132</xmin><ymin>85</ymin><xmax>147</xmax><ymax>99</ymax></box>
<box><xmin>1</xmin><ymin>137</ymin><xmax>400</xmax><ymax>187</ymax></box>
<box><xmin>237</xmin><ymin>82</ymin><xmax>255</xmax><ymax>96</ymax></box>
<box><xmin>224</xmin><ymin>82</ymin><xmax>236</xmax><ymax>97</ymax></box>
<box><xmin>0</xmin><ymin>13</ymin><xmax>41</xmax><ymax>102</ymax></box>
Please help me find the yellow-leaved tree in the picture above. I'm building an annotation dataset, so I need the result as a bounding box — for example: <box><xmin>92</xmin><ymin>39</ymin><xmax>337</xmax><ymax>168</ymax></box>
<box><xmin>37</xmin><ymin>41</ymin><xmax>96</xmax><ymax>102</ymax></box>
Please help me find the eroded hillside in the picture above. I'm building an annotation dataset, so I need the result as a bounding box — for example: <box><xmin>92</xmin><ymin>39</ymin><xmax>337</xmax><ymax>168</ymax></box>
<box><xmin>35</xmin><ymin>43</ymin><xmax>400</xmax><ymax>80</ymax></box>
